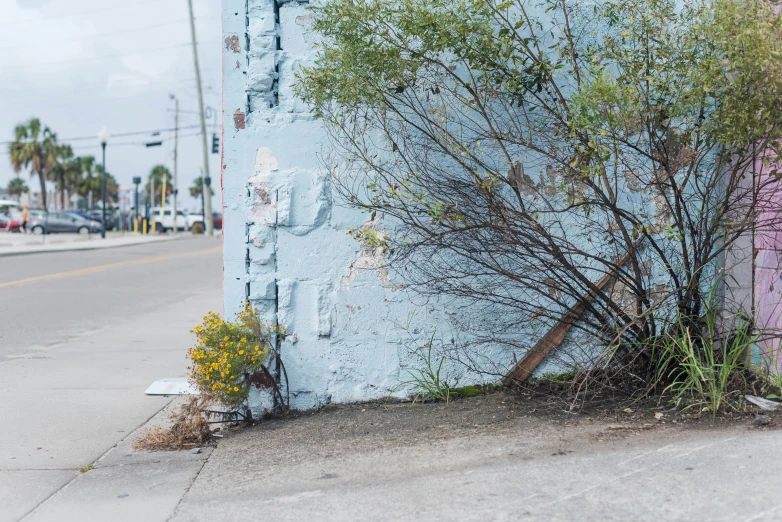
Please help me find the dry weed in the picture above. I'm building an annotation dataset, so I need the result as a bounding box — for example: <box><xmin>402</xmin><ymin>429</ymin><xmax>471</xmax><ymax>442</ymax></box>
<box><xmin>132</xmin><ymin>396</ymin><xmax>213</xmax><ymax>451</ymax></box>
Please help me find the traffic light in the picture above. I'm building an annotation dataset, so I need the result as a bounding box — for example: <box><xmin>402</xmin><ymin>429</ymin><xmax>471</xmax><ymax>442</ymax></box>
<box><xmin>211</xmin><ymin>134</ymin><xmax>219</xmax><ymax>154</ymax></box>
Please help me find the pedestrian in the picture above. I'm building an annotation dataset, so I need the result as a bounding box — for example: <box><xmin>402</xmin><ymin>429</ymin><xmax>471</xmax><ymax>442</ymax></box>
<box><xmin>20</xmin><ymin>205</ymin><xmax>29</xmax><ymax>234</ymax></box>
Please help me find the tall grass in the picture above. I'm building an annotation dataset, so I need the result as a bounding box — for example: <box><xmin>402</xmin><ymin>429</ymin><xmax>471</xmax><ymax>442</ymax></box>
<box><xmin>397</xmin><ymin>332</ymin><xmax>452</xmax><ymax>403</ymax></box>
<box><xmin>654</xmin><ymin>282</ymin><xmax>757</xmax><ymax>418</ymax></box>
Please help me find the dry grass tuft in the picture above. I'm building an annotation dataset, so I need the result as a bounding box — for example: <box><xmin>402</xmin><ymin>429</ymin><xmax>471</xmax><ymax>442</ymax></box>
<box><xmin>132</xmin><ymin>396</ymin><xmax>213</xmax><ymax>451</ymax></box>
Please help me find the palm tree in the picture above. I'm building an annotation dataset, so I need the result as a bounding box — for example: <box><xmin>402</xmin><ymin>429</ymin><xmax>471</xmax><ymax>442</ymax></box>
<box><xmin>9</xmin><ymin>118</ymin><xmax>58</xmax><ymax>210</ymax></box>
<box><xmin>48</xmin><ymin>144</ymin><xmax>77</xmax><ymax>209</ymax></box>
<box><xmin>146</xmin><ymin>165</ymin><xmax>172</xmax><ymax>206</ymax></box>
<box><xmin>189</xmin><ymin>176</ymin><xmax>214</xmax><ymax>198</ymax></box>
<box><xmin>62</xmin><ymin>157</ymin><xmax>84</xmax><ymax>207</ymax></box>
<box><xmin>6</xmin><ymin>177</ymin><xmax>28</xmax><ymax>201</ymax></box>
<box><xmin>76</xmin><ymin>156</ymin><xmax>97</xmax><ymax>208</ymax></box>
<box><xmin>96</xmin><ymin>164</ymin><xmax>119</xmax><ymax>205</ymax></box>
<box><xmin>76</xmin><ymin>161</ymin><xmax>118</xmax><ymax>208</ymax></box>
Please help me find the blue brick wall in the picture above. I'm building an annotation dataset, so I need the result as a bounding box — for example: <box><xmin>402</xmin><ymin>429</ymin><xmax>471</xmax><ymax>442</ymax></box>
<box><xmin>223</xmin><ymin>0</ymin><xmax>510</xmax><ymax>413</ymax></box>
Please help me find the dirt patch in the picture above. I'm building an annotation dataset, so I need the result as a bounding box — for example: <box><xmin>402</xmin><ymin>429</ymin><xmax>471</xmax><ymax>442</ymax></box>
<box><xmin>218</xmin><ymin>389</ymin><xmax>780</xmax><ymax>462</ymax></box>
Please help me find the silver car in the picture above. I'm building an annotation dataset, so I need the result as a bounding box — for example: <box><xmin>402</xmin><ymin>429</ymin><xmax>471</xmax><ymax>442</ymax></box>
<box><xmin>27</xmin><ymin>212</ymin><xmax>104</xmax><ymax>235</ymax></box>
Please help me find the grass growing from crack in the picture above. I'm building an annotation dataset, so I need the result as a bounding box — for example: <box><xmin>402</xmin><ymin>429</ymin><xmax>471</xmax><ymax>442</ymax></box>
<box><xmin>78</xmin><ymin>464</ymin><xmax>96</xmax><ymax>473</ymax></box>
<box><xmin>396</xmin><ymin>332</ymin><xmax>453</xmax><ymax>404</ymax></box>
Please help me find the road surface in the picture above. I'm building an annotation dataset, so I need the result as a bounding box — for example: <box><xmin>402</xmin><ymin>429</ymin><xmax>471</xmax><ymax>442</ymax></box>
<box><xmin>0</xmin><ymin>237</ymin><xmax>223</xmax><ymax>521</ymax></box>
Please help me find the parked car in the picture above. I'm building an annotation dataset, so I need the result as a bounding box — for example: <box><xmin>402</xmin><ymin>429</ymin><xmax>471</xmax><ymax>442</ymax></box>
<box><xmin>150</xmin><ymin>207</ymin><xmax>189</xmax><ymax>232</ymax></box>
<box><xmin>26</xmin><ymin>212</ymin><xmax>103</xmax><ymax>235</ymax></box>
<box><xmin>3</xmin><ymin>212</ymin><xmax>24</xmax><ymax>232</ymax></box>
<box><xmin>63</xmin><ymin>210</ymin><xmax>91</xmax><ymax>220</ymax></box>
<box><xmin>83</xmin><ymin>210</ymin><xmax>118</xmax><ymax>231</ymax></box>
<box><xmin>187</xmin><ymin>211</ymin><xmax>223</xmax><ymax>231</ymax></box>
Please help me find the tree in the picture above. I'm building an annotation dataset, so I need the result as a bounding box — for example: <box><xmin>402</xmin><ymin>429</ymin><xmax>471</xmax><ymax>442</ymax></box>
<box><xmin>146</xmin><ymin>165</ymin><xmax>172</xmax><ymax>206</ymax></box>
<box><xmin>189</xmin><ymin>176</ymin><xmax>214</xmax><ymax>199</ymax></box>
<box><xmin>75</xmin><ymin>156</ymin><xmax>97</xmax><ymax>208</ymax></box>
<box><xmin>297</xmin><ymin>0</ymin><xmax>782</xmax><ymax>387</ymax></box>
<box><xmin>61</xmin><ymin>156</ymin><xmax>85</xmax><ymax>206</ymax></box>
<box><xmin>48</xmin><ymin>144</ymin><xmax>80</xmax><ymax>209</ymax></box>
<box><xmin>96</xmin><ymin>165</ymin><xmax>119</xmax><ymax>205</ymax></box>
<box><xmin>9</xmin><ymin>118</ymin><xmax>58</xmax><ymax>210</ymax></box>
<box><xmin>78</xmin><ymin>160</ymin><xmax>118</xmax><ymax>208</ymax></box>
<box><xmin>6</xmin><ymin>177</ymin><xmax>27</xmax><ymax>201</ymax></box>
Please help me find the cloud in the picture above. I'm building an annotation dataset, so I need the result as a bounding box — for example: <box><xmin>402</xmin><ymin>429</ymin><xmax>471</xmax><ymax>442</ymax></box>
<box><xmin>0</xmin><ymin>0</ymin><xmax>223</xmax><ymax>210</ymax></box>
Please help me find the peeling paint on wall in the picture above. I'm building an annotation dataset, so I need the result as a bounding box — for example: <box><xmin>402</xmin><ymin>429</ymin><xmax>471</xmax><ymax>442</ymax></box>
<box><xmin>248</xmin><ymin>147</ymin><xmax>278</xmax><ymax>225</ymax></box>
<box><xmin>341</xmin><ymin>220</ymin><xmax>391</xmax><ymax>290</ymax></box>
<box><xmin>225</xmin><ymin>35</ymin><xmax>241</xmax><ymax>53</ymax></box>
<box><xmin>223</xmin><ymin>0</ymin><xmax>492</xmax><ymax>413</ymax></box>
<box><xmin>233</xmin><ymin>109</ymin><xmax>246</xmax><ymax>129</ymax></box>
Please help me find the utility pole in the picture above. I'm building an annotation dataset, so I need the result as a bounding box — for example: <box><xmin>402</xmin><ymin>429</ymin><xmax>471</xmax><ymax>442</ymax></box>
<box><xmin>170</xmin><ymin>94</ymin><xmax>179</xmax><ymax>233</ymax></box>
<box><xmin>187</xmin><ymin>0</ymin><xmax>214</xmax><ymax>236</ymax></box>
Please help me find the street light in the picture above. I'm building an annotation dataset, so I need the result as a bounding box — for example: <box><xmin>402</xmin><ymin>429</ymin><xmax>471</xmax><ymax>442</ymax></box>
<box><xmin>99</xmin><ymin>127</ymin><xmax>109</xmax><ymax>239</ymax></box>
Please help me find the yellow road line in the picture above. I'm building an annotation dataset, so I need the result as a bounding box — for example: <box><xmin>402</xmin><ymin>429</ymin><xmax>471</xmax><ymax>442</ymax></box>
<box><xmin>0</xmin><ymin>245</ymin><xmax>222</xmax><ymax>289</ymax></box>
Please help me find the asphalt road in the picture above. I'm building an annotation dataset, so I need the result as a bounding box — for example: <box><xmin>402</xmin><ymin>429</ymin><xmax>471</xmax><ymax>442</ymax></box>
<box><xmin>0</xmin><ymin>237</ymin><xmax>223</xmax><ymax>521</ymax></box>
<box><xmin>0</xmin><ymin>237</ymin><xmax>222</xmax><ymax>359</ymax></box>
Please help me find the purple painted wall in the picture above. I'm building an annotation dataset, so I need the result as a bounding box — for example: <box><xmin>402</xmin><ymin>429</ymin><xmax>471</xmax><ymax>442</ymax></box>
<box><xmin>754</xmin><ymin>153</ymin><xmax>782</xmax><ymax>372</ymax></box>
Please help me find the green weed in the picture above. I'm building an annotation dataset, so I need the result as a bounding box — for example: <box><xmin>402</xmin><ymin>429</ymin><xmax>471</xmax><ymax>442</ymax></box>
<box><xmin>655</xmin><ymin>284</ymin><xmax>757</xmax><ymax>419</ymax></box>
<box><xmin>397</xmin><ymin>332</ymin><xmax>452</xmax><ymax>404</ymax></box>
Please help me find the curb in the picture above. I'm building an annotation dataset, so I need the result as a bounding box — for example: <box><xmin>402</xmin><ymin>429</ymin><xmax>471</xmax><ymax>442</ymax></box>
<box><xmin>0</xmin><ymin>234</ymin><xmax>189</xmax><ymax>257</ymax></box>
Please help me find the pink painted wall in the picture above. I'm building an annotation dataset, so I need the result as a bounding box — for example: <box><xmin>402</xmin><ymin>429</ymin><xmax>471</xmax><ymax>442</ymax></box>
<box><xmin>754</xmin><ymin>153</ymin><xmax>782</xmax><ymax>372</ymax></box>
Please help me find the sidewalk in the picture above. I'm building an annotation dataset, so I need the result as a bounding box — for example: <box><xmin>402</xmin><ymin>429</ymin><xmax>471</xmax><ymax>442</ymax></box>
<box><xmin>32</xmin><ymin>390</ymin><xmax>782</xmax><ymax>522</ymax></box>
<box><xmin>0</xmin><ymin>232</ymin><xmax>184</xmax><ymax>257</ymax></box>
<box><xmin>167</xmin><ymin>395</ymin><xmax>782</xmax><ymax>522</ymax></box>
<box><xmin>3</xmin><ymin>288</ymin><xmax>221</xmax><ymax>522</ymax></box>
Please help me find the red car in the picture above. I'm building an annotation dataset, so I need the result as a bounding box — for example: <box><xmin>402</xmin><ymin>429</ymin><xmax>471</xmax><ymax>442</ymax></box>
<box><xmin>192</xmin><ymin>211</ymin><xmax>222</xmax><ymax>230</ymax></box>
<box><xmin>0</xmin><ymin>214</ymin><xmax>21</xmax><ymax>232</ymax></box>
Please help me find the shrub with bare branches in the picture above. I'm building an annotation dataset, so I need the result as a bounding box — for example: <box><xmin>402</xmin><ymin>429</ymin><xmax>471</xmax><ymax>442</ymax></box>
<box><xmin>296</xmin><ymin>0</ymin><xmax>782</xmax><ymax>395</ymax></box>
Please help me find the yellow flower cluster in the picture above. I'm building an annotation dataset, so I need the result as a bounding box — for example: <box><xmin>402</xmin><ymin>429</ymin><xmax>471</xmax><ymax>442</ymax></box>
<box><xmin>187</xmin><ymin>304</ymin><xmax>279</xmax><ymax>408</ymax></box>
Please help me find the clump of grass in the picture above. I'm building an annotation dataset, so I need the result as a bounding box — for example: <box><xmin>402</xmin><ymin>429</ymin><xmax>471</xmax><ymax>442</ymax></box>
<box><xmin>655</xmin><ymin>284</ymin><xmax>757</xmax><ymax>419</ymax></box>
<box><xmin>132</xmin><ymin>396</ymin><xmax>213</xmax><ymax>451</ymax></box>
<box><xmin>397</xmin><ymin>332</ymin><xmax>453</xmax><ymax>403</ymax></box>
<box><xmin>78</xmin><ymin>464</ymin><xmax>96</xmax><ymax>473</ymax></box>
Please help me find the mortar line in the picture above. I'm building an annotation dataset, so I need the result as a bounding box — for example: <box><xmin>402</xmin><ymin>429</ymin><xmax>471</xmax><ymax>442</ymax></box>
<box><xmin>271</xmin><ymin>0</ymin><xmax>281</xmax><ymax>107</ymax></box>
<box><xmin>18</xmin><ymin>398</ymin><xmax>176</xmax><ymax>521</ymax></box>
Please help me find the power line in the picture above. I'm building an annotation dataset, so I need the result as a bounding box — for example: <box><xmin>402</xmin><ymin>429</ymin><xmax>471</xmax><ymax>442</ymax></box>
<box><xmin>68</xmin><ymin>125</ymin><xmax>202</xmax><ymax>142</ymax></box>
<box><xmin>0</xmin><ymin>88</ymin><xmax>202</xmax><ymax>115</ymax></box>
<box><xmin>0</xmin><ymin>125</ymin><xmax>201</xmax><ymax>146</ymax></box>
<box><xmin>67</xmin><ymin>131</ymin><xmax>203</xmax><ymax>151</ymax></box>
<box><xmin>0</xmin><ymin>76</ymin><xmax>200</xmax><ymax>97</ymax></box>
<box><xmin>0</xmin><ymin>19</ymin><xmax>193</xmax><ymax>53</ymax></box>
<box><xmin>0</xmin><ymin>79</ymin><xmax>201</xmax><ymax>101</ymax></box>
<box><xmin>0</xmin><ymin>0</ymin><xmax>171</xmax><ymax>26</ymax></box>
<box><xmin>3</xmin><ymin>42</ymin><xmax>194</xmax><ymax>70</ymax></box>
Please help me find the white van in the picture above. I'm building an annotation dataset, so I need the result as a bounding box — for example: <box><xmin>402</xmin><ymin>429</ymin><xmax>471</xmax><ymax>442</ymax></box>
<box><xmin>150</xmin><ymin>207</ymin><xmax>188</xmax><ymax>232</ymax></box>
<box><xmin>0</xmin><ymin>200</ymin><xmax>21</xmax><ymax>215</ymax></box>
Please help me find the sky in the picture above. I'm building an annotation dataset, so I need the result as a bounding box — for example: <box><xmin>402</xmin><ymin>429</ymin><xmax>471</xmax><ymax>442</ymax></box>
<box><xmin>0</xmin><ymin>0</ymin><xmax>222</xmax><ymax>212</ymax></box>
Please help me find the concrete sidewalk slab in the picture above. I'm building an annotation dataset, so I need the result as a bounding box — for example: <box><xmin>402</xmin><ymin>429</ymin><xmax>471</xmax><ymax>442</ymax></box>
<box><xmin>170</xmin><ymin>395</ymin><xmax>782</xmax><ymax>522</ymax></box>
<box><xmin>0</xmin><ymin>234</ymin><xmax>186</xmax><ymax>257</ymax></box>
<box><xmin>0</xmin><ymin>289</ymin><xmax>220</xmax><ymax>521</ymax></box>
<box><xmin>24</xmin><ymin>397</ymin><xmax>213</xmax><ymax>522</ymax></box>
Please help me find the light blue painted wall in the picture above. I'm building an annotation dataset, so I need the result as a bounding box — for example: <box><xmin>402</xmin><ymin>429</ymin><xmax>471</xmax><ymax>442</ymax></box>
<box><xmin>222</xmin><ymin>0</ymin><xmax>499</xmax><ymax>413</ymax></box>
<box><xmin>222</xmin><ymin>0</ymin><xmax>670</xmax><ymax>413</ymax></box>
